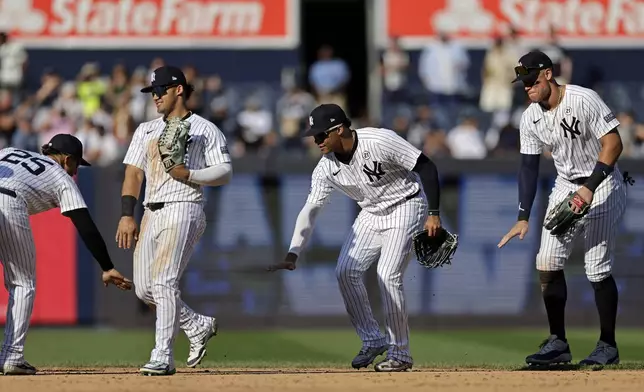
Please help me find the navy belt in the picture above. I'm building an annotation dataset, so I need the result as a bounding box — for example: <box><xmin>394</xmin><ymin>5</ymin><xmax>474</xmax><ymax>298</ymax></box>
<box><xmin>0</xmin><ymin>186</ymin><xmax>16</xmax><ymax>198</ymax></box>
<box><xmin>147</xmin><ymin>202</ymin><xmax>165</xmax><ymax>211</ymax></box>
<box><xmin>569</xmin><ymin>177</ymin><xmax>588</xmax><ymax>185</ymax></box>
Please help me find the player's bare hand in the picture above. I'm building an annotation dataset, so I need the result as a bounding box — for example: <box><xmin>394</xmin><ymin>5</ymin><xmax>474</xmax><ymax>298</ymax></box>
<box><xmin>424</xmin><ymin>215</ymin><xmax>442</xmax><ymax>237</ymax></box>
<box><xmin>168</xmin><ymin>165</ymin><xmax>190</xmax><ymax>181</ymax></box>
<box><xmin>267</xmin><ymin>252</ymin><xmax>297</xmax><ymax>272</ymax></box>
<box><xmin>497</xmin><ymin>220</ymin><xmax>529</xmax><ymax>248</ymax></box>
<box><xmin>102</xmin><ymin>268</ymin><xmax>133</xmax><ymax>290</ymax></box>
<box><xmin>573</xmin><ymin>186</ymin><xmax>594</xmax><ymax>213</ymax></box>
<box><xmin>116</xmin><ymin>216</ymin><xmax>138</xmax><ymax>249</ymax></box>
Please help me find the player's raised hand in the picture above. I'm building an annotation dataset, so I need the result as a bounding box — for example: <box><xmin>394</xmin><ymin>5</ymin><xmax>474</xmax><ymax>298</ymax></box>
<box><xmin>267</xmin><ymin>252</ymin><xmax>298</xmax><ymax>272</ymax></box>
<box><xmin>102</xmin><ymin>268</ymin><xmax>133</xmax><ymax>290</ymax></box>
<box><xmin>498</xmin><ymin>220</ymin><xmax>529</xmax><ymax>248</ymax></box>
<box><xmin>116</xmin><ymin>216</ymin><xmax>139</xmax><ymax>249</ymax></box>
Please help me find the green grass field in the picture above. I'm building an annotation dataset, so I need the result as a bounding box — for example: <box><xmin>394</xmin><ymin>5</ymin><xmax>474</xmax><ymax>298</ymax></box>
<box><xmin>17</xmin><ymin>327</ymin><xmax>644</xmax><ymax>370</ymax></box>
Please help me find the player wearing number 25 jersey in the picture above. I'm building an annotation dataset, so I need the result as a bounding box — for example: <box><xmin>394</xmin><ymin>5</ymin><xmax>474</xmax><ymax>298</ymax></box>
<box><xmin>0</xmin><ymin>134</ymin><xmax>132</xmax><ymax>376</ymax></box>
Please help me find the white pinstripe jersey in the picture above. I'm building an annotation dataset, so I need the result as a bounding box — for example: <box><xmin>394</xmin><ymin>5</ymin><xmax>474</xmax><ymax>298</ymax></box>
<box><xmin>123</xmin><ymin>113</ymin><xmax>231</xmax><ymax>204</ymax></box>
<box><xmin>0</xmin><ymin>147</ymin><xmax>87</xmax><ymax>215</ymax></box>
<box><xmin>519</xmin><ymin>84</ymin><xmax>620</xmax><ymax>181</ymax></box>
<box><xmin>306</xmin><ymin>127</ymin><xmax>423</xmax><ymax>215</ymax></box>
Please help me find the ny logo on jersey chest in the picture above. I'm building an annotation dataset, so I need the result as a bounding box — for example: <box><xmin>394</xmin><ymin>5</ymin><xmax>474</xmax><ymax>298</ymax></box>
<box><xmin>560</xmin><ymin>116</ymin><xmax>581</xmax><ymax>139</ymax></box>
<box><xmin>363</xmin><ymin>161</ymin><xmax>386</xmax><ymax>182</ymax></box>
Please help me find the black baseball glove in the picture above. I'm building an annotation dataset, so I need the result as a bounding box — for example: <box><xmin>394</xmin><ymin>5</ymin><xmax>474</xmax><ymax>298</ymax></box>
<box><xmin>413</xmin><ymin>227</ymin><xmax>459</xmax><ymax>269</ymax></box>
<box><xmin>543</xmin><ymin>191</ymin><xmax>590</xmax><ymax>236</ymax></box>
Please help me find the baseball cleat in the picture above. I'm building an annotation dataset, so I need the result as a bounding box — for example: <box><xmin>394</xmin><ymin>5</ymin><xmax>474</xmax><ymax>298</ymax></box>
<box><xmin>187</xmin><ymin>317</ymin><xmax>218</xmax><ymax>368</ymax></box>
<box><xmin>374</xmin><ymin>358</ymin><xmax>412</xmax><ymax>372</ymax></box>
<box><xmin>579</xmin><ymin>341</ymin><xmax>619</xmax><ymax>366</ymax></box>
<box><xmin>525</xmin><ymin>335</ymin><xmax>572</xmax><ymax>366</ymax></box>
<box><xmin>351</xmin><ymin>345</ymin><xmax>388</xmax><ymax>369</ymax></box>
<box><xmin>139</xmin><ymin>361</ymin><xmax>176</xmax><ymax>376</ymax></box>
<box><xmin>1</xmin><ymin>361</ymin><xmax>37</xmax><ymax>375</ymax></box>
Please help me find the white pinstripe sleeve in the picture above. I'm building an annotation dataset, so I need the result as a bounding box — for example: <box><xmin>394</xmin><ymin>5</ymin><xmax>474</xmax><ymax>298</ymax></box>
<box><xmin>305</xmin><ymin>162</ymin><xmax>334</xmax><ymax>206</ymax></box>
<box><xmin>204</xmin><ymin>124</ymin><xmax>231</xmax><ymax>166</ymax></box>
<box><xmin>56</xmin><ymin>173</ymin><xmax>88</xmax><ymax>213</ymax></box>
<box><xmin>519</xmin><ymin>112</ymin><xmax>544</xmax><ymax>155</ymax></box>
<box><xmin>123</xmin><ymin>124</ymin><xmax>148</xmax><ymax>170</ymax></box>
<box><xmin>380</xmin><ymin>129</ymin><xmax>422</xmax><ymax>170</ymax></box>
<box><xmin>583</xmin><ymin>90</ymin><xmax>621</xmax><ymax>139</ymax></box>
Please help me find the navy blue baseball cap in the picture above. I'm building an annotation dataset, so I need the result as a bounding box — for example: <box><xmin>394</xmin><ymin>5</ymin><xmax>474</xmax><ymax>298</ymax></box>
<box><xmin>303</xmin><ymin>104</ymin><xmax>351</xmax><ymax>137</ymax></box>
<box><xmin>512</xmin><ymin>51</ymin><xmax>554</xmax><ymax>84</ymax></box>
<box><xmin>141</xmin><ymin>66</ymin><xmax>188</xmax><ymax>93</ymax></box>
<box><xmin>45</xmin><ymin>134</ymin><xmax>91</xmax><ymax>166</ymax></box>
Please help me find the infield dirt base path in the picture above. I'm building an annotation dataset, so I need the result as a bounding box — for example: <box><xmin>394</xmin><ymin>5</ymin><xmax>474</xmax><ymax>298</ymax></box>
<box><xmin>0</xmin><ymin>368</ymin><xmax>643</xmax><ymax>392</ymax></box>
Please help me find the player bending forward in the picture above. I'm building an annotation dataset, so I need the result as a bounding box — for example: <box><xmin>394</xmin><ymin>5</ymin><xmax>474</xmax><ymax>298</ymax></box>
<box><xmin>498</xmin><ymin>51</ymin><xmax>632</xmax><ymax>366</ymax></box>
<box><xmin>116</xmin><ymin>66</ymin><xmax>232</xmax><ymax>376</ymax></box>
<box><xmin>0</xmin><ymin>134</ymin><xmax>132</xmax><ymax>375</ymax></box>
<box><xmin>269</xmin><ymin>104</ymin><xmax>443</xmax><ymax>372</ymax></box>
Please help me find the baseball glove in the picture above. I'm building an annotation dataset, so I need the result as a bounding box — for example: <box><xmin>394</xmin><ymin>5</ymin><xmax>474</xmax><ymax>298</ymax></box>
<box><xmin>413</xmin><ymin>228</ymin><xmax>459</xmax><ymax>269</ymax></box>
<box><xmin>543</xmin><ymin>191</ymin><xmax>590</xmax><ymax>236</ymax></box>
<box><xmin>158</xmin><ymin>116</ymin><xmax>191</xmax><ymax>172</ymax></box>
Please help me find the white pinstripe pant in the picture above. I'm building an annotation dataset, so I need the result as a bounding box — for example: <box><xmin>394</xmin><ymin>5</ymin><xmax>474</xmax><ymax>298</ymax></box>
<box><xmin>133</xmin><ymin>202</ymin><xmax>209</xmax><ymax>367</ymax></box>
<box><xmin>536</xmin><ymin>173</ymin><xmax>627</xmax><ymax>282</ymax></box>
<box><xmin>0</xmin><ymin>194</ymin><xmax>36</xmax><ymax>366</ymax></box>
<box><xmin>336</xmin><ymin>196</ymin><xmax>427</xmax><ymax>364</ymax></box>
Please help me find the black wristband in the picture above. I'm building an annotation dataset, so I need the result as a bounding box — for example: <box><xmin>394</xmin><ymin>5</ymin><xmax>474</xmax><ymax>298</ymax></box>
<box><xmin>428</xmin><ymin>210</ymin><xmax>440</xmax><ymax>216</ymax></box>
<box><xmin>121</xmin><ymin>195</ymin><xmax>137</xmax><ymax>217</ymax></box>
<box><xmin>584</xmin><ymin>162</ymin><xmax>613</xmax><ymax>192</ymax></box>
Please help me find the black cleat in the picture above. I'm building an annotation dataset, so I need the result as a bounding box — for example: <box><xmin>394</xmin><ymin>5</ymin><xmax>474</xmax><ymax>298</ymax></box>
<box><xmin>526</xmin><ymin>335</ymin><xmax>572</xmax><ymax>366</ymax></box>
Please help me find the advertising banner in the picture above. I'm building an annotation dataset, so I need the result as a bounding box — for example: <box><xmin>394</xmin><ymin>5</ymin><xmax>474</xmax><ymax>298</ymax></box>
<box><xmin>0</xmin><ymin>0</ymin><xmax>299</xmax><ymax>49</ymax></box>
<box><xmin>380</xmin><ymin>0</ymin><xmax>644</xmax><ymax>49</ymax></box>
<box><xmin>0</xmin><ymin>209</ymin><xmax>78</xmax><ymax>325</ymax></box>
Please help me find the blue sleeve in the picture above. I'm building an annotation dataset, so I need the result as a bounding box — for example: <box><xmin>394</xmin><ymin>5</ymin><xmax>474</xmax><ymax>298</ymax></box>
<box><xmin>518</xmin><ymin>153</ymin><xmax>540</xmax><ymax>221</ymax></box>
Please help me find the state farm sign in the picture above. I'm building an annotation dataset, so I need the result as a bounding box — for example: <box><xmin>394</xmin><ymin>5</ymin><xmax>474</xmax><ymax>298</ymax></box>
<box><xmin>383</xmin><ymin>0</ymin><xmax>644</xmax><ymax>48</ymax></box>
<box><xmin>0</xmin><ymin>0</ymin><xmax>299</xmax><ymax>49</ymax></box>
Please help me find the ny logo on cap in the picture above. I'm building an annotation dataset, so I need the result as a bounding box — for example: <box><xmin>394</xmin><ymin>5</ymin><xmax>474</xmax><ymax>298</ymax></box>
<box><xmin>309</xmin><ymin>116</ymin><xmax>314</xmax><ymax>126</ymax></box>
<box><xmin>151</xmin><ymin>72</ymin><xmax>156</xmax><ymax>83</ymax></box>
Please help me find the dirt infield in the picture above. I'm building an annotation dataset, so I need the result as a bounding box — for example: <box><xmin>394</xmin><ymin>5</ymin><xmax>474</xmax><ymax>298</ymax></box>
<box><xmin>0</xmin><ymin>368</ymin><xmax>643</xmax><ymax>392</ymax></box>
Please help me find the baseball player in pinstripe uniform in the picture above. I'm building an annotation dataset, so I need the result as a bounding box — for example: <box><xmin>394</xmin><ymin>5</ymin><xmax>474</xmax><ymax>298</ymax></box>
<box><xmin>498</xmin><ymin>51</ymin><xmax>630</xmax><ymax>366</ymax></box>
<box><xmin>0</xmin><ymin>134</ymin><xmax>132</xmax><ymax>376</ymax></box>
<box><xmin>268</xmin><ymin>104</ymin><xmax>443</xmax><ymax>372</ymax></box>
<box><xmin>115</xmin><ymin>66</ymin><xmax>232</xmax><ymax>376</ymax></box>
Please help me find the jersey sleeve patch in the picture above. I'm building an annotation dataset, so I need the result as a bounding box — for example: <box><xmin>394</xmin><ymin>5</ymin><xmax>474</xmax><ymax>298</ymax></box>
<box><xmin>604</xmin><ymin>112</ymin><xmax>616</xmax><ymax>123</ymax></box>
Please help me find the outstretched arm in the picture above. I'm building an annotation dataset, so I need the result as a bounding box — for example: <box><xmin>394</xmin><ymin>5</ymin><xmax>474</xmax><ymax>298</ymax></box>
<box><xmin>518</xmin><ymin>153</ymin><xmax>541</xmax><ymax>222</ymax></box>
<box><xmin>64</xmin><ymin>208</ymin><xmax>132</xmax><ymax>290</ymax></box>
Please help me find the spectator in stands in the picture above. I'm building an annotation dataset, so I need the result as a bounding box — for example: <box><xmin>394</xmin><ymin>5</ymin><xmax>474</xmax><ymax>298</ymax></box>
<box><xmin>203</xmin><ymin>74</ymin><xmax>237</xmax><ymax>136</ymax></box>
<box><xmin>538</xmin><ymin>26</ymin><xmax>573</xmax><ymax>85</ymax></box>
<box><xmin>391</xmin><ymin>111</ymin><xmax>411</xmax><ymax>139</ymax></box>
<box><xmin>76</xmin><ymin>62</ymin><xmax>107</xmax><ymax>118</ymax></box>
<box><xmin>128</xmin><ymin>66</ymin><xmax>149</xmax><ymax>123</ymax></box>
<box><xmin>234</xmin><ymin>96</ymin><xmax>274</xmax><ymax>157</ymax></box>
<box><xmin>617</xmin><ymin>111</ymin><xmax>637</xmax><ymax>157</ymax></box>
<box><xmin>489</xmin><ymin>123</ymin><xmax>520</xmax><ymax>157</ymax></box>
<box><xmin>52</xmin><ymin>81</ymin><xmax>83</xmax><ymax>127</ymax></box>
<box><xmin>182</xmin><ymin>64</ymin><xmax>205</xmax><ymax>115</ymax></box>
<box><xmin>36</xmin><ymin>106</ymin><xmax>75</xmax><ymax>147</ymax></box>
<box><xmin>445</xmin><ymin>113</ymin><xmax>487</xmax><ymax>159</ymax></box>
<box><xmin>407</xmin><ymin>104</ymin><xmax>448</xmax><ymax>157</ymax></box>
<box><xmin>418</xmin><ymin>33</ymin><xmax>469</xmax><ymax>129</ymax></box>
<box><xmin>112</xmin><ymin>90</ymin><xmax>135</xmax><ymax>149</ymax></box>
<box><xmin>33</xmin><ymin>68</ymin><xmax>61</xmax><ymax>108</ymax></box>
<box><xmin>0</xmin><ymin>31</ymin><xmax>28</xmax><ymax>102</ymax></box>
<box><xmin>0</xmin><ymin>89</ymin><xmax>16</xmax><ymax>148</ymax></box>
<box><xmin>309</xmin><ymin>44</ymin><xmax>350</xmax><ymax>112</ymax></box>
<box><xmin>276</xmin><ymin>79</ymin><xmax>316</xmax><ymax>151</ymax></box>
<box><xmin>75</xmin><ymin>118</ymin><xmax>121</xmax><ymax>167</ymax></box>
<box><xmin>104</xmin><ymin>63</ymin><xmax>130</xmax><ymax>111</ymax></box>
<box><xmin>380</xmin><ymin>37</ymin><xmax>409</xmax><ymax>104</ymax></box>
<box><xmin>11</xmin><ymin>101</ymin><xmax>38</xmax><ymax>152</ymax></box>
<box><xmin>479</xmin><ymin>36</ymin><xmax>515</xmax><ymax>119</ymax></box>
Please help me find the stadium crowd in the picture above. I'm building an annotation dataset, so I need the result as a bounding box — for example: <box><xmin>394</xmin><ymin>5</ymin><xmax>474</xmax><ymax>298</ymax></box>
<box><xmin>1</xmin><ymin>29</ymin><xmax>644</xmax><ymax>167</ymax></box>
